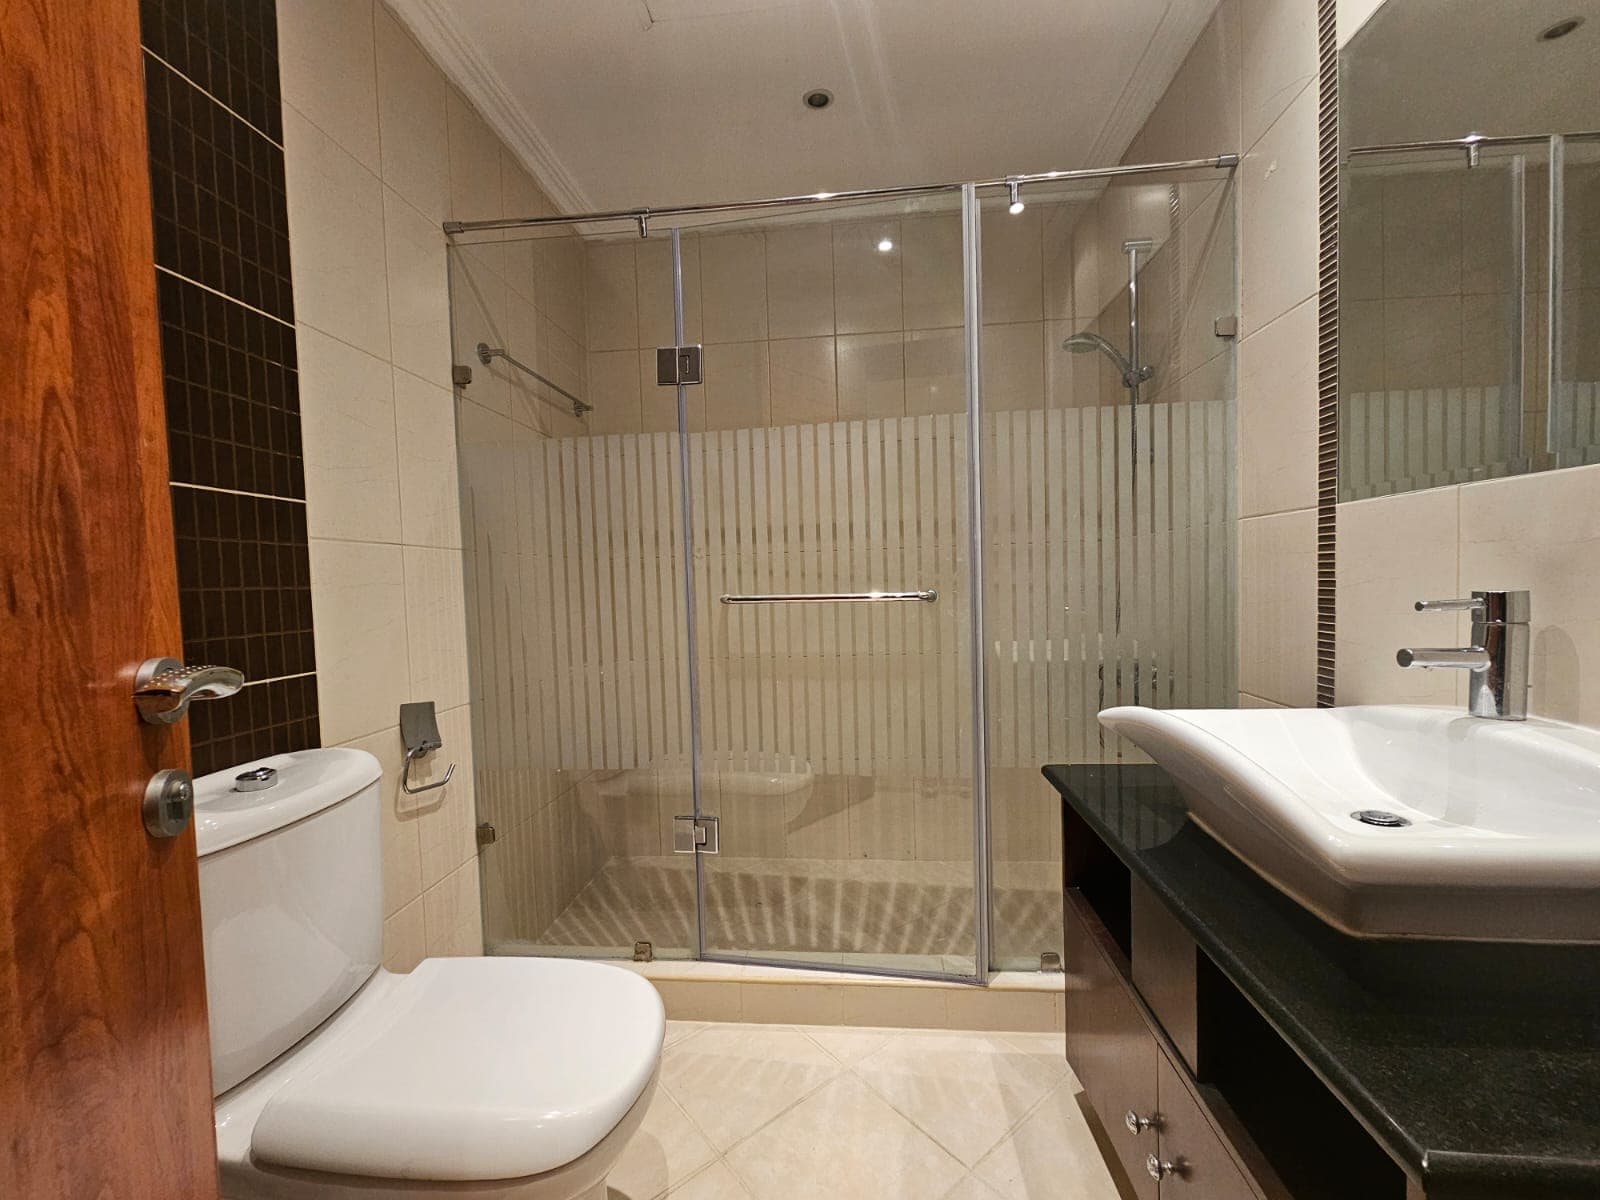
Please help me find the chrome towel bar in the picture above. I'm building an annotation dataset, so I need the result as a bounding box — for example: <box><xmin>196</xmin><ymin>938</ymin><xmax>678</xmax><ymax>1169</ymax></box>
<box><xmin>720</xmin><ymin>590</ymin><xmax>937</xmax><ymax>605</ymax></box>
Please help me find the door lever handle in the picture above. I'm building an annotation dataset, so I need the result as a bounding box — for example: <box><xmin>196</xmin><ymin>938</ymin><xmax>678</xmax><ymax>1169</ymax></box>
<box><xmin>134</xmin><ymin>657</ymin><xmax>245</xmax><ymax>724</ymax></box>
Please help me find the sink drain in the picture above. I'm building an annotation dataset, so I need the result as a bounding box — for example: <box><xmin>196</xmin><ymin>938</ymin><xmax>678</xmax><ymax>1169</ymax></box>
<box><xmin>1351</xmin><ymin>809</ymin><xmax>1411</xmax><ymax>828</ymax></box>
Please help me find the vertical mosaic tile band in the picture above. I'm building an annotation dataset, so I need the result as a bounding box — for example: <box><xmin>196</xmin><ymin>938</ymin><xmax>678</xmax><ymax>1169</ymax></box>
<box><xmin>140</xmin><ymin>0</ymin><xmax>318</xmax><ymax>775</ymax></box>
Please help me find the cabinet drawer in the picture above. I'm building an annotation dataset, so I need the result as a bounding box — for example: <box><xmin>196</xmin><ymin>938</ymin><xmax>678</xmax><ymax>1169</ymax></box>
<box><xmin>1065</xmin><ymin>889</ymin><xmax>1160</xmax><ymax>1200</ymax></box>
<box><xmin>1156</xmin><ymin>1051</ymin><xmax>1256</xmax><ymax>1199</ymax></box>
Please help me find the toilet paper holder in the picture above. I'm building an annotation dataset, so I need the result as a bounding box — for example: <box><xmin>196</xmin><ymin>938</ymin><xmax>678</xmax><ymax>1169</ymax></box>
<box><xmin>400</xmin><ymin>701</ymin><xmax>456</xmax><ymax>795</ymax></box>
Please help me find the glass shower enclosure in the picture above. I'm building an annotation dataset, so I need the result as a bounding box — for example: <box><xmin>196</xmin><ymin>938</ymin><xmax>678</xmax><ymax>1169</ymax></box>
<box><xmin>448</xmin><ymin>165</ymin><xmax>1237</xmax><ymax>981</ymax></box>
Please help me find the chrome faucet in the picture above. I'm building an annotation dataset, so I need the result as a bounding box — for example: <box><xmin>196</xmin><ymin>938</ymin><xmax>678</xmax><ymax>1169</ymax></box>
<box><xmin>1396</xmin><ymin>590</ymin><xmax>1531</xmax><ymax>720</ymax></box>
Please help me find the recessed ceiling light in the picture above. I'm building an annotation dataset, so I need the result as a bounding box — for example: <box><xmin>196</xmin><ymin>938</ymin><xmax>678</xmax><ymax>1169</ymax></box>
<box><xmin>803</xmin><ymin>88</ymin><xmax>834</xmax><ymax>110</ymax></box>
<box><xmin>1539</xmin><ymin>16</ymin><xmax>1583</xmax><ymax>40</ymax></box>
<box><xmin>876</xmin><ymin>237</ymin><xmax>894</xmax><ymax>253</ymax></box>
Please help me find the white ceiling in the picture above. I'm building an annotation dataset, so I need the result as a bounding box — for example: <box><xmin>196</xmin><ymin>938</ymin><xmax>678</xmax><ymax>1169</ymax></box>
<box><xmin>393</xmin><ymin>0</ymin><xmax>1222</xmax><ymax>215</ymax></box>
<box><xmin>1343</xmin><ymin>0</ymin><xmax>1600</xmax><ymax>147</ymax></box>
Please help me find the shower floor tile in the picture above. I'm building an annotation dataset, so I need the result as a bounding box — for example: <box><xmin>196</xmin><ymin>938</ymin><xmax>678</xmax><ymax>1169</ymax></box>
<box><xmin>610</xmin><ymin>1021</ymin><xmax>1119</xmax><ymax>1200</ymax></box>
<box><xmin>524</xmin><ymin>854</ymin><xmax>1061</xmax><ymax>967</ymax></box>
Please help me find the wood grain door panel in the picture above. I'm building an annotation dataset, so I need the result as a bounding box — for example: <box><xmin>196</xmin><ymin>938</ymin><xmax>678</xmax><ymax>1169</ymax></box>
<box><xmin>1</xmin><ymin>0</ymin><xmax>219</xmax><ymax>1195</ymax></box>
<box><xmin>1065</xmin><ymin>889</ymin><xmax>1160</xmax><ymax>1200</ymax></box>
<box><xmin>1156</xmin><ymin>1052</ymin><xmax>1256</xmax><ymax>1200</ymax></box>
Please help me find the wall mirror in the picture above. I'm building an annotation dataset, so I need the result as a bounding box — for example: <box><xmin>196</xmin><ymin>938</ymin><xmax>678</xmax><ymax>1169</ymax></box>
<box><xmin>1337</xmin><ymin>0</ymin><xmax>1600</xmax><ymax>501</ymax></box>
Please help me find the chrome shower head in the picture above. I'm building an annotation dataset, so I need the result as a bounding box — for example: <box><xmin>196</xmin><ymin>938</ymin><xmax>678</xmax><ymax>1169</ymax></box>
<box><xmin>1061</xmin><ymin>331</ymin><xmax>1149</xmax><ymax>389</ymax></box>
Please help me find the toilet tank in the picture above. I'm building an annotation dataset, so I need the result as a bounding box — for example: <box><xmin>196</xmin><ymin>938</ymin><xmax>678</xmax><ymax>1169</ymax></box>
<box><xmin>194</xmin><ymin>748</ymin><xmax>384</xmax><ymax>1095</ymax></box>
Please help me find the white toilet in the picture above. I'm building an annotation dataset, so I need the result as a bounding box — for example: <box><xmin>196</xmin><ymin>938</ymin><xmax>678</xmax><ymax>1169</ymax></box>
<box><xmin>194</xmin><ymin>747</ymin><xmax>663</xmax><ymax>1199</ymax></box>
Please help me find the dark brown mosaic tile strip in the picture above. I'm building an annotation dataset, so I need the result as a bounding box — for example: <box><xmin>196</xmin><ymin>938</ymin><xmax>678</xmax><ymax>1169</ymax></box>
<box><xmin>170</xmin><ymin>486</ymin><xmax>316</xmax><ymax>687</ymax></box>
<box><xmin>144</xmin><ymin>54</ymin><xmax>294</xmax><ymax>321</ymax></box>
<box><xmin>158</xmin><ymin>272</ymin><xmax>303</xmax><ymax>499</ymax></box>
<box><xmin>139</xmin><ymin>0</ymin><xmax>282</xmax><ymax>143</ymax></box>
<box><xmin>189</xmin><ymin>674</ymin><xmax>320</xmax><ymax>777</ymax></box>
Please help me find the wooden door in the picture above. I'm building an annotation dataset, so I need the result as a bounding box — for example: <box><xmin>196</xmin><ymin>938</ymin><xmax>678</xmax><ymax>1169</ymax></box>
<box><xmin>1</xmin><ymin>1</ymin><xmax>219</xmax><ymax>1196</ymax></box>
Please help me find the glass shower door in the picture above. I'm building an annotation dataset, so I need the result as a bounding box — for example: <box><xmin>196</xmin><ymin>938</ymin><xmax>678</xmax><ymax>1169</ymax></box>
<box><xmin>669</xmin><ymin>195</ymin><xmax>983</xmax><ymax>978</ymax></box>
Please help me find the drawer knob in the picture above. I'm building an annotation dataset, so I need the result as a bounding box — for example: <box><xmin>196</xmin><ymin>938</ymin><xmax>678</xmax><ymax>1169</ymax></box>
<box><xmin>1146</xmin><ymin>1154</ymin><xmax>1185</xmax><ymax>1181</ymax></box>
<box><xmin>1124</xmin><ymin>1110</ymin><xmax>1159</xmax><ymax>1135</ymax></box>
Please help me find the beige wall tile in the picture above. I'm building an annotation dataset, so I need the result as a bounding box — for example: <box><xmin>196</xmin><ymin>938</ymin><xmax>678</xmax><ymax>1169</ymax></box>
<box><xmin>374</xmin><ymin>5</ymin><xmax>447</xmax><ymax>221</ymax></box>
<box><xmin>905</xmin><ymin>328</ymin><xmax>965</xmax><ymax>415</ymax></box>
<box><xmin>638</xmin><ymin>236</ymin><xmax>703</xmax><ymax>346</ymax></box>
<box><xmin>277</xmin><ymin>0</ymin><xmax>380</xmax><ymax>170</ymax></box>
<box><xmin>285</xmin><ymin>107</ymin><xmax>391</xmax><ymax>358</ymax></box>
<box><xmin>837</xmin><ymin>332</ymin><xmax>906</xmax><ymax>419</ymax></box>
<box><xmin>404</xmin><ymin>545</ymin><xmax>471</xmax><ymax>710</ymax></box>
<box><xmin>586</xmin><ymin>350</ymin><xmax>644</xmax><ymax>433</ymax></box>
<box><xmin>382</xmin><ymin>189</ymin><xmax>453</xmax><ymax>388</ymax></box>
<box><xmin>445</xmin><ymin>87</ymin><xmax>502</xmax><ymax>223</ymax></box>
<box><xmin>297</xmin><ymin>326</ymin><xmax>401</xmax><ymax>542</ymax></box>
<box><xmin>770</xmin><ymin>336</ymin><xmax>838</xmax><ymax>424</ymax></box>
<box><xmin>1338</xmin><ymin>0</ymin><xmax>1385</xmax><ymax>46</ymax></box>
<box><xmin>1239</xmin><ymin>83</ymin><xmax>1318</xmax><ymax>334</ymax></box>
<box><xmin>902</xmin><ymin>214</ymin><xmax>963</xmax><ymax>330</ymax></box>
<box><xmin>702</xmin><ymin>234</ymin><xmax>769</xmax><ymax>343</ymax></box>
<box><xmin>703</xmin><ymin>341</ymin><xmax>771</xmax><ymax>430</ymax></box>
<box><xmin>945</xmin><ymin>989</ymin><xmax>1057</xmax><ymax>1033</ymax></box>
<box><xmin>741</xmin><ymin>983</ymin><xmax>845</xmax><ymax>1025</ymax></box>
<box><xmin>449</xmin><ymin>246</ymin><xmax>510</xmax><ymax>416</ymax></box>
<box><xmin>981</xmin><ymin>207</ymin><xmax>1044</xmax><ymax>325</ymax></box>
<box><xmin>834</xmin><ymin>220</ymin><xmax>903</xmax><ymax>334</ymax></box>
<box><xmin>652</xmin><ymin>979</ymin><xmax>743</xmax><ymax>1022</ymax></box>
<box><xmin>981</xmin><ymin>323</ymin><xmax>1045</xmax><ymax>412</ymax></box>
<box><xmin>840</xmin><ymin>983</ymin><xmax>949</xmax><ymax>1029</ymax></box>
<box><xmin>382</xmin><ymin>897</ymin><xmax>426</xmax><ymax>972</ymax></box>
<box><xmin>1241</xmin><ymin>0</ymin><xmax>1315</xmax><ymax>152</ymax></box>
<box><xmin>415</xmin><ymin>704</ymin><xmax>478</xmax><ymax>886</ymax></box>
<box><xmin>1459</xmin><ymin>464</ymin><xmax>1600</xmax><ymax>726</ymax></box>
<box><xmin>1238</xmin><ymin>507</ymin><xmax>1318</xmax><ymax>706</ymax></box>
<box><xmin>532</xmin><ymin>236</ymin><xmax>586</xmax><ymax>342</ymax></box>
<box><xmin>1178</xmin><ymin>0</ymin><xmax>1242</xmax><ymax>157</ymax></box>
<box><xmin>766</xmin><ymin>225</ymin><xmax>835</xmax><ymax>339</ymax></box>
<box><xmin>585</xmin><ymin>241</ymin><xmax>640</xmax><ymax>351</ymax></box>
<box><xmin>394</xmin><ymin>369</ymin><xmax>462</xmax><ymax>549</ymax></box>
<box><xmin>423</xmin><ymin>859</ymin><xmax>483</xmax><ymax>956</ymax></box>
<box><xmin>311</xmin><ymin>539</ymin><xmax>410</xmax><ymax>743</ymax></box>
<box><xmin>1238</xmin><ymin>296</ymin><xmax>1319</xmax><ymax>516</ymax></box>
<box><xmin>341</xmin><ymin>723</ymin><xmax>419</xmax><ymax>916</ymax></box>
<box><xmin>1336</xmin><ymin>488</ymin><xmax>1463</xmax><ymax>706</ymax></box>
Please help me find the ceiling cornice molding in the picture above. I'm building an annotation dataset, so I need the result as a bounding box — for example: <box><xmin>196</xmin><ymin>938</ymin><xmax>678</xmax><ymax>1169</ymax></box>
<box><xmin>1085</xmin><ymin>0</ymin><xmax>1221</xmax><ymax>167</ymax></box>
<box><xmin>384</xmin><ymin>0</ymin><xmax>594</xmax><ymax>216</ymax></box>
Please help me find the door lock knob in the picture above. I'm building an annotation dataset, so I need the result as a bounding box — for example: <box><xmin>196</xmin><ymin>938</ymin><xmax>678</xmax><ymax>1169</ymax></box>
<box><xmin>143</xmin><ymin>768</ymin><xmax>195</xmax><ymax>838</ymax></box>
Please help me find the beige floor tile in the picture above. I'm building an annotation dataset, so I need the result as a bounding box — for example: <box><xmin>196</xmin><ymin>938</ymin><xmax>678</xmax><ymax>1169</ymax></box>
<box><xmin>971</xmin><ymin>1081</ymin><xmax>1119</xmax><ymax>1200</ymax></box>
<box><xmin>725</xmin><ymin>1075</ymin><xmax>967</xmax><ymax>1200</ymax></box>
<box><xmin>941</xmin><ymin>1175</ymin><xmax>1007</xmax><ymax>1200</ymax></box>
<box><xmin>664</xmin><ymin>1162</ymin><xmax>755</xmax><ymax>1199</ymax></box>
<box><xmin>851</xmin><ymin>1032</ymin><xmax>1065</xmax><ymax>1166</ymax></box>
<box><xmin>608</xmin><ymin>1089</ymin><xmax>717</xmax><ymax>1200</ymax></box>
<box><xmin>797</xmin><ymin>1024</ymin><xmax>894</xmax><ymax>1064</ymax></box>
<box><xmin>661</xmin><ymin>1025</ymin><xmax>841</xmax><ymax>1152</ymax></box>
<box><xmin>664</xmin><ymin>1020</ymin><xmax>707</xmax><ymax>1048</ymax></box>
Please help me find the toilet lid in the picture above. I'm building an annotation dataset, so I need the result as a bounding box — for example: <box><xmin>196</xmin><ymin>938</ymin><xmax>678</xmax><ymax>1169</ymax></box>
<box><xmin>249</xmin><ymin>957</ymin><xmax>664</xmax><ymax>1181</ymax></box>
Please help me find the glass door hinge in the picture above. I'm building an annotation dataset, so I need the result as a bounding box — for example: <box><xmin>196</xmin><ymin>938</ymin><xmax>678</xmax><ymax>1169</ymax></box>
<box><xmin>672</xmin><ymin>814</ymin><xmax>719</xmax><ymax>854</ymax></box>
<box><xmin>476</xmin><ymin>821</ymin><xmax>497</xmax><ymax>846</ymax></box>
<box><xmin>656</xmin><ymin>345</ymin><xmax>703</xmax><ymax>386</ymax></box>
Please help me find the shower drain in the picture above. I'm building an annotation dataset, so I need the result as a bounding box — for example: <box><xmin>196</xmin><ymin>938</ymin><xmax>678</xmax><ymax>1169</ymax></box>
<box><xmin>1350</xmin><ymin>809</ymin><xmax>1411</xmax><ymax>828</ymax></box>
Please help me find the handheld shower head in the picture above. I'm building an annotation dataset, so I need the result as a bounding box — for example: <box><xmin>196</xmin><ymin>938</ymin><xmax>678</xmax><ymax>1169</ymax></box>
<box><xmin>1061</xmin><ymin>331</ymin><xmax>1149</xmax><ymax>389</ymax></box>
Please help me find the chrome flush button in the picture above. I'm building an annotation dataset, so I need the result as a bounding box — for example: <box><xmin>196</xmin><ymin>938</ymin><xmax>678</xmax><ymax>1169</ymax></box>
<box><xmin>234</xmin><ymin>766</ymin><xmax>278</xmax><ymax>792</ymax></box>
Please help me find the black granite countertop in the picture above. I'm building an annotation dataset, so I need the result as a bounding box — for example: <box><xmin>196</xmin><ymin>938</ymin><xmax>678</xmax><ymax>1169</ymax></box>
<box><xmin>1044</xmin><ymin>763</ymin><xmax>1600</xmax><ymax>1200</ymax></box>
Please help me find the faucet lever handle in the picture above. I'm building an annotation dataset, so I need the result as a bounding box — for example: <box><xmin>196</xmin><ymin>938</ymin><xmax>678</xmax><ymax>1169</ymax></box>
<box><xmin>1414</xmin><ymin>597</ymin><xmax>1484</xmax><ymax>613</ymax></box>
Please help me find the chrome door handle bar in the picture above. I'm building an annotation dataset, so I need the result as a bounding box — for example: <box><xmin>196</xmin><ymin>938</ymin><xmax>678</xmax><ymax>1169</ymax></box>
<box><xmin>719</xmin><ymin>590</ymin><xmax>937</xmax><ymax>605</ymax></box>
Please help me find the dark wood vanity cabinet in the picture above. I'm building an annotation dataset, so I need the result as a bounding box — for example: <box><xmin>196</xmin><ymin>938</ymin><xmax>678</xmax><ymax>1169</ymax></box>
<box><xmin>1065</xmin><ymin>888</ymin><xmax>1266</xmax><ymax>1200</ymax></box>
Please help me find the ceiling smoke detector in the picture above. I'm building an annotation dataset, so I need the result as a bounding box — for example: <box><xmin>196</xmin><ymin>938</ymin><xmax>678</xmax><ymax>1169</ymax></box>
<box><xmin>1539</xmin><ymin>16</ymin><xmax>1583</xmax><ymax>40</ymax></box>
<box><xmin>802</xmin><ymin>88</ymin><xmax>834</xmax><ymax>110</ymax></box>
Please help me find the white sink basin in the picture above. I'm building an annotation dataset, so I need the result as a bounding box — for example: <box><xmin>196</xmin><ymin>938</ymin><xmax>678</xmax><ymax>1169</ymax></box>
<box><xmin>1098</xmin><ymin>705</ymin><xmax>1600</xmax><ymax>942</ymax></box>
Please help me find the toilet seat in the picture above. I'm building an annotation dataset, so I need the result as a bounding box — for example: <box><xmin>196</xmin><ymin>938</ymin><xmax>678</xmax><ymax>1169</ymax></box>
<box><xmin>215</xmin><ymin>957</ymin><xmax>663</xmax><ymax>1198</ymax></box>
